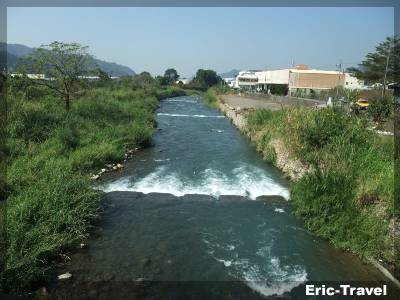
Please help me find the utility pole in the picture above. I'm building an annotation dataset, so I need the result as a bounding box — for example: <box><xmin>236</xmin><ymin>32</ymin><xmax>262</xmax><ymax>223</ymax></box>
<box><xmin>336</xmin><ymin>60</ymin><xmax>342</xmax><ymax>97</ymax></box>
<box><xmin>382</xmin><ymin>44</ymin><xmax>392</xmax><ymax>97</ymax></box>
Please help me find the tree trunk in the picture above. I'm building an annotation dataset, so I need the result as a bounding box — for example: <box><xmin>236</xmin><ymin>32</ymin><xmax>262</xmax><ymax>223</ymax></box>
<box><xmin>65</xmin><ymin>94</ymin><xmax>70</xmax><ymax>111</ymax></box>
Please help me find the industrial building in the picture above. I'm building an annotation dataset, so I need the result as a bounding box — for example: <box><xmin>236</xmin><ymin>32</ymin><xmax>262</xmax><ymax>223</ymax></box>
<box><xmin>233</xmin><ymin>65</ymin><xmax>365</xmax><ymax>96</ymax></box>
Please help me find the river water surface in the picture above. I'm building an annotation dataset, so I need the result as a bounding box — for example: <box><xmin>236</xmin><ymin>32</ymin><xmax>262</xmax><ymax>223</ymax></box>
<box><xmin>49</xmin><ymin>96</ymin><xmax>397</xmax><ymax>299</ymax></box>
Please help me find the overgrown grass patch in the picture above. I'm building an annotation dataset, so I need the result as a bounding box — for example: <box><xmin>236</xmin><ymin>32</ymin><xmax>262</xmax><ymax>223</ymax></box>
<box><xmin>247</xmin><ymin>106</ymin><xmax>395</xmax><ymax>267</ymax></box>
<box><xmin>2</xmin><ymin>83</ymin><xmax>168</xmax><ymax>293</ymax></box>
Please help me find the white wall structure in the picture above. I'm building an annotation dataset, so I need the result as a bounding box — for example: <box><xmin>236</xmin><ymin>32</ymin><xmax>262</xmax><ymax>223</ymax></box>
<box><xmin>10</xmin><ymin>73</ymin><xmax>46</xmax><ymax>80</ymax></box>
<box><xmin>235</xmin><ymin>68</ymin><xmax>366</xmax><ymax>94</ymax></box>
<box><xmin>176</xmin><ymin>78</ymin><xmax>191</xmax><ymax>85</ymax></box>
<box><xmin>255</xmin><ymin>69</ymin><xmax>291</xmax><ymax>85</ymax></box>
<box><xmin>236</xmin><ymin>71</ymin><xmax>259</xmax><ymax>90</ymax></box>
<box><xmin>223</xmin><ymin>77</ymin><xmax>236</xmax><ymax>88</ymax></box>
<box><xmin>344</xmin><ymin>73</ymin><xmax>365</xmax><ymax>90</ymax></box>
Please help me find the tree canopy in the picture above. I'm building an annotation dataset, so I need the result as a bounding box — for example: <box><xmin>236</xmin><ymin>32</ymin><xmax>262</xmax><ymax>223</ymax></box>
<box><xmin>192</xmin><ymin>69</ymin><xmax>222</xmax><ymax>88</ymax></box>
<box><xmin>164</xmin><ymin>68</ymin><xmax>179</xmax><ymax>84</ymax></box>
<box><xmin>17</xmin><ymin>41</ymin><xmax>95</xmax><ymax>110</ymax></box>
<box><xmin>133</xmin><ymin>71</ymin><xmax>156</xmax><ymax>87</ymax></box>
<box><xmin>351</xmin><ymin>36</ymin><xmax>399</xmax><ymax>87</ymax></box>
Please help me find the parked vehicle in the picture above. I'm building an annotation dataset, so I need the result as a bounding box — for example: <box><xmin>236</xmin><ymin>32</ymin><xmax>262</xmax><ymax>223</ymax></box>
<box><xmin>353</xmin><ymin>98</ymin><xmax>369</xmax><ymax>110</ymax></box>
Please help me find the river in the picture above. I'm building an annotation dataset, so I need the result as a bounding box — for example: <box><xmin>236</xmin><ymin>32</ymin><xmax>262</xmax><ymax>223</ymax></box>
<box><xmin>47</xmin><ymin>96</ymin><xmax>397</xmax><ymax>299</ymax></box>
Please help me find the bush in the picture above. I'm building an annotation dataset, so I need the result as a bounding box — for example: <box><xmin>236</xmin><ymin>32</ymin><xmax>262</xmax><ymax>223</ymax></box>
<box><xmin>8</xmin><ymin>99</ymin><xmax>63</xmax><ymax>143</ymax></box>
<box><xmin>203</xmin><ymin>88</ymin><xmax>218</xmax><ymax>108</ymax></box>
<box><xmin>368</xmin><ymin>95</ymin><xmax>393</xmax><ymax>123</ymax></box>
<box><xmin>269</xmin><ymin>84</ymin><xmax>288</xmax><ymax>96</ymax></box>
<box><xmin>56</xmin><ymin>125</ymin><xmax>80</xmax><ymax>152</ymax></box>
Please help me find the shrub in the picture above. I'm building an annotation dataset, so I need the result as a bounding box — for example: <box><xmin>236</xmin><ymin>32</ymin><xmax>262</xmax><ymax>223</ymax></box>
<box><xmin>56</xmin><ymin>125</ymin><xmax>80</xmax><ymax>152</ymax></box>
<box><xmin>368</xmin><ymin>95</ymin><xmax>393</xmax><ymax>123</ymax></box>
<box><xmin>203</xmin><ymin>88</ymin><xmax>218</xmax><ymax>108</ymax></box>
<box><xmin>8</xmin><ymin>99</ymin><xmax>63</xmax><ymax>143</ymax></box>
<box><xmin>269</xmin><ymin>84</ymin><xmax>288</xmax><ymax>96</ymax></box>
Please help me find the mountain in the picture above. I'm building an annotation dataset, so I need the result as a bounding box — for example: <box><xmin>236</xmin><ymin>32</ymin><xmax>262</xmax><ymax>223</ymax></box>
<box><xmin>219</xmin><ymin>69</ymin><xmax>239</xmax><ymax>78</ymax></box>
<box><xmin>4</xmin><ymin>43</ymin><xmax>136</xmax><ymax>76</ymax></box>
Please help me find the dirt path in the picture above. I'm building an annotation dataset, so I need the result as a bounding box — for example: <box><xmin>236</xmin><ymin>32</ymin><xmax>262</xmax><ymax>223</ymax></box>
<box><xmin>220</xmin><ymin>94</ymin><xmax>284</xmax><ymax>110</ymax></box>
<box><xmin>220</xmin><ymin>94</ymin><xmax>325</xmax><ymax>110</ymax></box>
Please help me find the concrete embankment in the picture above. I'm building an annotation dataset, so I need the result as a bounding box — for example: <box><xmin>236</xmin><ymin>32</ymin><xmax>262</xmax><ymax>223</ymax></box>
<box><xmin>218</xmin><ymin>98</ymin><xmax>309</xmax><ymax>181</ymax></box>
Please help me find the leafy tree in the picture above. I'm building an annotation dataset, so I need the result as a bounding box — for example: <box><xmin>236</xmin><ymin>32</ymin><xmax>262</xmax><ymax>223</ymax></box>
<box><xmin>350</xmin><ymin>36</ymin><xmax>399</xmax><ymax>94</ymax></box>
<box><xmin>192</xmin><ymin>69</ymin><xmax>222</xmax><ymax>88</ymax></box>
<box><xmin>18</xmin><ymin>41</ymin><xmax>95</xmax><ymax>111</ymax></box>
<box><xmin>155</xmin><ymin>75</ymin><xmax>167</xmax><ymax>86</ymax></box>
<box><xmin>133</xmin><ymin>71</ymin><xmax>156</xmax><ymax>87</ymax></box>
<box><xmin>164</xmin><ymin>68</ymin><xmax>179</xmax><ymax>84</ymax></box>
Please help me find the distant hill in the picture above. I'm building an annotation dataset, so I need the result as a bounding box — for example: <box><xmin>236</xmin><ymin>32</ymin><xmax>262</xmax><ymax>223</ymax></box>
<box><xmin>219</xmin><ymin>69</ymin><xmax>239</xmax><ymax>78</ymax></box>
<box><xmin>4</xmin><ymin>43</ymin><xmax>136</xmax><ymax>76</ymax></box>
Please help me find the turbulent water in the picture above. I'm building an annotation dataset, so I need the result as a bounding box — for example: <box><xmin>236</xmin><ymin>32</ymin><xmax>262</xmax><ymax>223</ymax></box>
<box><xmin>49</xmin><ymin>96</ymin><xmax>397</xmax><ymax>299</ymax></box>
<box><xmin>102</xmin><ymin>96</ymin><xmax>290</xmax><ymax>200</ymax></box>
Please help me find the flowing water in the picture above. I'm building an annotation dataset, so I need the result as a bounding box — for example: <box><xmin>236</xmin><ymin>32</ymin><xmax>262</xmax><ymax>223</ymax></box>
<box><xmin>48</xmin><ymin>96</ymin><xmax>398</xmax><ymax>299</ymax></box>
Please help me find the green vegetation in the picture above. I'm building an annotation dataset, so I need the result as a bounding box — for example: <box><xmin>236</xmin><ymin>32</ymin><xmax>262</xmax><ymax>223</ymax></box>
<box><xmin>2</xmin><ymin>42</ymin><xmax>189</xmax><ymax>293</ymax></box>
<box><xmin>203</xmin><ymin>86</ymin><xmax>232</xmax><ymax>108</ymax></box>
<box><xmin>348</xmin><ymin>36</ymin><xmax>399</xmax><ymax>93</ymax></box>
<box><xmin>269</xmin><ymin>84</ymin><xmax>288</xmax><ymax>96</ymax></box>
<box><xmin>247</xmin><ymin>106</ymin><xmax>396</xmax><ymax>269</ymax></box>
<box><xmin>368</xmin><ymin>95</ymin><xmax>393</xmax><ymax>123</ymax></box>
<box><xmin>156</xmin><ymin>68</ymin><xmax>180</xmax><ymax>86</ymax></box>
<box><xmin>18</xmin><ymin>41</ymin><xmax>96</xmax><ymax>111</ymax></box>
<box><xmin>191</xmin><ymin>69</ymin><xmax>222</xmax><ymax>90</ymax></box>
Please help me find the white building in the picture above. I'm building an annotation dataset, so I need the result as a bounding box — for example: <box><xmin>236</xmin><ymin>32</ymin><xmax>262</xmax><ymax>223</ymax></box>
<box><xmin>176</xmin><ymin>78</ymin><xmax>191</xmax><ymax>85</ymax></box>
<box><xmin>235</xmin><ymin>69</ymin><xmax>291</xmax><ymax>91</ymax></box>
<box><xmin>344</xmin><ymin>73</ymin><xmax>365</xmax><ymax>90</ymax></box>
<box><xmin>10</xmin><ymin>73</ymin><xmax>46</xmax><ymax>80</ymax></box>
<box><xmin>223</xmin><ymin>77</ymin><xmax>236</xmax><ymax>88</ymax></box>
<box><xmin>234</xmin><ymin>67</ymin><xmax>366</xmax><ymax>94</ymax></box>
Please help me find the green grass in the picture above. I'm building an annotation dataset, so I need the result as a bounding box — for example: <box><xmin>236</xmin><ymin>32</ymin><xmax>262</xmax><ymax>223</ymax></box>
<box><xmin>247</xmin><ymin>107</ymin><xmax>396</xmax><ymax>268</ymax></box>
<box><xmin>203</xmin><ymin>88</ymin><xmax>219</xmax><ymax>108</ymax></box>
<box><xmin>202</xmin><ymin>86</ymin><xmax>232</xmax><ymax>108</ymax></box>
<box><xmin>2</xmin><ymin>81</ymin><xmax>186</xmax><ymax>293</ymax></box>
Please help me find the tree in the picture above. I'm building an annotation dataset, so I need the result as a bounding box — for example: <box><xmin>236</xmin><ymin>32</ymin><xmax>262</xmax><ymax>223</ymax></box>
<box><xmin>18</xmin><ymin>41</ymin><xmax>95</xmax><ymax>111</ymax></box>
<box><xmin>164</xmin><ymin>68</ymin><xmax>179</xmax><ymax>84</ymax></box>
<box><xmin>350</xmin><ymin>36</ymin><xmax>400</xmax><ymax>94</ymax></box>
<box><xmin>192</xmin><ymin>69</ymin><xmax>222</xmax><ymax>88</ymax></box>
<box><xmin>133</xmin><ymin>71</ymin><xmax>156</xmax><ymax>87</ymax></box>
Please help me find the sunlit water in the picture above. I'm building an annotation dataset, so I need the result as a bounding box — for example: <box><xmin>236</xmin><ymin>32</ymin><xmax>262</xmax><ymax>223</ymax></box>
<box><xmin>49</xmin><ymin>96</ymin><xmax>397</xmax><ymax>299</ymax></box>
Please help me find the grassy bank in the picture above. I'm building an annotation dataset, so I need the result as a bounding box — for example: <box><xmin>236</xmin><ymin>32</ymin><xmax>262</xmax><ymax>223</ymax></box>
<box><xmin>246</xmin><ymin>107</ymin><xmax>397</xmax><ymax>270</ymax></box>
<box><xmin>203</xmin><ymin>86</ymin><xmax>231</xmax><ymax>108</ymax></box>
<box><xmin>2</xmin><ymin>79</ymin><xmax>186</xmax><ymax>293</ymax></box>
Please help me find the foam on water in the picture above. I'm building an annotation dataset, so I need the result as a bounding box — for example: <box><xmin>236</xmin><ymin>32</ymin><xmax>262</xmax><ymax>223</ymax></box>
<box><xmin>157</xmin><ymin>113</ymin><xmax>225</xmax><ymax>118</ymax></box>
<box><xmin>207</xmin><ymin>241</ymin><xmax>307</xmax><ymax>297</ymax></box>
<box><xmin>164</xmin><ymin>99</ymin><xmax>197</xmax><ymax>103</ymax></box>
<box><xmin>101</xmin><ymin>164</ymin><xmax>290</xmax><ymax>200</ymax></box>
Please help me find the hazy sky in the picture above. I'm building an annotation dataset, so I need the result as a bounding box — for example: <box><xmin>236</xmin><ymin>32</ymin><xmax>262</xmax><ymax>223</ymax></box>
<box><xmin>7</xmin><ymin>7</ymin><xmax>394</xmax><ymax>77</ymax></box>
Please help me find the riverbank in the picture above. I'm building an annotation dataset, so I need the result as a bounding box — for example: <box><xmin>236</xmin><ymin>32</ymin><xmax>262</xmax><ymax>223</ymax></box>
<box><xmin>2</xmin><ymin>78</ymin><xmax>187</xmax><ymax>293</ymax></box>
<box><xmin>217</xmin><ymin>94</ymin><xmax>398</xmax><ymax>279</ymax></box>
